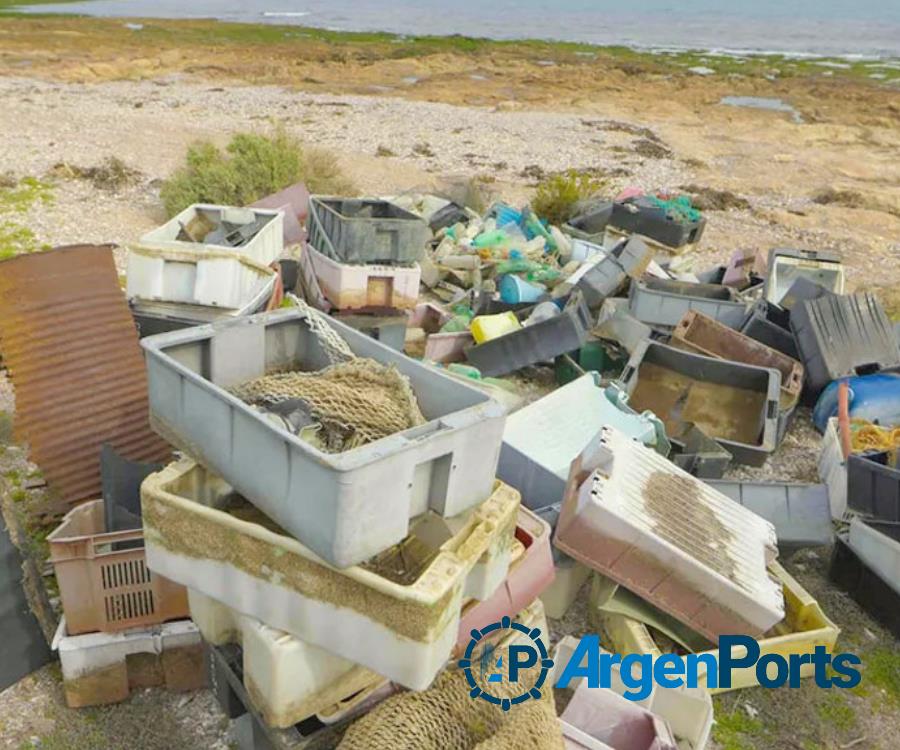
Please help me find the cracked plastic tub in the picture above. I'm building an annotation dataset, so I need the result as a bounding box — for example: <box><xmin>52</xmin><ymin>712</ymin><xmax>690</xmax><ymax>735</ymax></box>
<box><xmin>141</xmin><ymin>458</ymin><xmax>519</xmax><ymax>689</ymax></box>
<box><xmin>141</xmin><ymin>308</ymin><xmax>506</xmax><ymax>567</ymax></box>
<box><xmin>617</xmin><ymin>340</ymin><xmax>781</xmax><ymax>466</ymax></box>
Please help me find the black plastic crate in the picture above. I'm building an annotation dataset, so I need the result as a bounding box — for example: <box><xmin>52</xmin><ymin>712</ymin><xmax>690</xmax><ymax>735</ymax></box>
<box><xmin>740</xmin><ymin>299</ymin><xmax>799</xmax><ymax>359</ymax></box>
<box><xmin>847</xmin><ymin>451</ymin><xmax>900</xmax><ymax>522</ymax></box>
<box><xmin>610</xmin><ymin>197</ymin><xmax>706</xmax><ymax>248</ymax></box>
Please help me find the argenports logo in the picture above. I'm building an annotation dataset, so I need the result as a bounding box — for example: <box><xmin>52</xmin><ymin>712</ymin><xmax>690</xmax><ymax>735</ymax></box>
<box><xmin>458</xmin><ymin>616</ymin><xmax>554</xmax><ymax>710</ymax></box>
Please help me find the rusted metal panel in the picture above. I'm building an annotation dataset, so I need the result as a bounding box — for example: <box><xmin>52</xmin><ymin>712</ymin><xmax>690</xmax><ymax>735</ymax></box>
<box><xmin>0</xmin><ymin>245</ymin><xmax>170</xmax><ymax>506</ymax></box>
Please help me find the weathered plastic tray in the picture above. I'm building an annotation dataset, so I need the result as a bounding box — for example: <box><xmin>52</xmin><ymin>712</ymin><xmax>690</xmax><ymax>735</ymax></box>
<box><xmin>667</xmin><ymin>423</ymin><xmax>733</xmax><ymax>479</ymax></box>
<box><xmin>670</xmin><ymin>310</ymin><xmax>803</xmax><ymax>409</ymax></box>
<box><xmin>817</xmin><ymin>417</ymin><xmax>849</xmax><ymax>520</ymax></box>
<box><xmin>188</xmin><ymin>590</ymin><xmax>382</xmax><ymax>728</ymax></box>
<box><xmin>138</xmin><ymin>204</ymin><xmax>284</xmax><ymax>266</ymax></box>
<box><xmin>611</xmin><ymin>199</ymin><xmax>706</xmax><ymax>249</ymax></box>
<box><xmin>465</xmin><ymin>292</ymin><xmax>592</xmax><ymax>377</ymax></box>
<box><xmin>629</xmin><ymin>280</ymin><xmax>748</xmax><ymax>330</ymax></box>
<box><xmin>704</xmin><ymin>480</ymin><xmax>833</xmax><ymax>549</ymax></box>
<box><xmin>307</xmin><ymin>196</ymin><xmax>430</xmax><ymax>266</ymax></box>
<box><xmin>764</xmin><ymin>248</ymin><xmax>844</xmax><ymax>305</ymax></box>
<box><xmin>618</xmin><ymin>340</ymin><xmax>781</xmax><ymax>466</ymax></box>
<box><xmin>142</xmin><ymin>458</ymin><xmax>519</xmax><ymax>689</ymax></box>
<box><xmin>790</xmin><ymin>293</ymin><xmax>900</xmax><ymax>397</ymax></box>
<box><xmin>498</xmin><ymin>374</ymin><xmax>667</xmax><ymax>511</ymax></box>
<box><xmin>456</xmin><ymin>506</ymin><xmax>555</xmax><ymax>646</ymax></box>
<box><xmin>740</xmin><ymin>299</ymin><xmax>799</xmax><ymax>359</ymax></box>
<box><xmin>574</xmin><ymin>237</ymin><xmax>652</xmax><ymax>308</ymax></box>
<box><xmin>554</xmin><ymin>427</ymin><xmax>783</xmax><ymax>642</ymax></box>
<box><xmin>830</xmin><ymin>533</ymin><xmax>900</xmax><ymax>640</ymax></box>
<box><xmin>847</xmin><ymin>518</ymin><xmax>900</xmax><ymax>595</ymax></box>
<box><xmin>141</xmin><ymin>308</ymin><xmax>506</xmax><ymax>567</ymax></box>
<box><xmin>847</xmin><ymin>450</ymin><xmax>900</xmax><ymax>522</ymax></box>
<box><xmin>599</xmin><ymin>561</ymin><xmax>838</xmax><ymax>694</ymax></box>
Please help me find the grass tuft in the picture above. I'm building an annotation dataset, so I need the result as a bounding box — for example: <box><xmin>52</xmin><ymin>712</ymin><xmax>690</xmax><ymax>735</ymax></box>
<box><xmin>531</xmin><ymin>169</ymin><xmax>607</xmax><ymax>225</ymax></box>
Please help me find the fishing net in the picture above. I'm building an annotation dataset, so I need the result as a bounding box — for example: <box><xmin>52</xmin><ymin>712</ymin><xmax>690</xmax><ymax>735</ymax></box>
<box><xmin>648</xmin><ymin>194</ymin><xmax>702</xmax><ymax>224</ymax></box>
<box><xmin>231</xmin><ymin>359</ymin><xmax>426</xmax><ymax>453</ymax></box>
<box><xmin>850</xmin><ymin>419</ymin><xmax>900</xmax><ymax>456</ymax></box>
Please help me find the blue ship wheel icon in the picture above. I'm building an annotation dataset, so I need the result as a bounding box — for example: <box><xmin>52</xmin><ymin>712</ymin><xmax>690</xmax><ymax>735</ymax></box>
<box><xmin>458</xmin><ymin>615</ymin><xmax>554</xmax><ymax>711</ymax></box>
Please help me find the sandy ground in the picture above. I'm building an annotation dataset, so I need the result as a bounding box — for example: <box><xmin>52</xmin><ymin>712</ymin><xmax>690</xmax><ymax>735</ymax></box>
<box><xmin>1</xmin><ymin>30</ymin><xmax>900</xmax><ymax>750</ymax></box>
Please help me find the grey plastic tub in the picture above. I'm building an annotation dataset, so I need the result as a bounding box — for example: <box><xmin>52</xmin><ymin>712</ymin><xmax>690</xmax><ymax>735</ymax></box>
<box><xmin>465</xmin><ymin>293</ymin><xmax>592</xmax><ymax>377</ymax></box>
<box><xmin>764</xmin><ymin>248</ymin><xmax>844</xmax><ymax>305</ymax></box>
<box><xmin>141</xmin><ymin>308</ymin><xmax>507</xmax><ymax>568</ymax></box>
<box><xmin>705</xmin><ymin>480</ymin><xmax>832</xmax><ymax>550</ymax></box>
<box><xmin>740</xmin><ymin>299</ymin><xmax>799</xmax><ymax>360</ymax></box>
<box><xmin>308</xmin><ymin>196</ymin><xmax>430</xmax><ymax>266</ymax></box>
<box><xmin>628</xmin><ymin>280</ymin><xmax>748</xmax><ymax>330</ymax></box>
<box><xmin>617</xmin><ymin>340</ymin><xmax>781</xmax><ymax>466</ymax></box>
<box><xmin>667</xmin><ymin>423</ymin><xmax>733</xmax><ymax>479</ymax></box>
<box><xmin>575</xmin><ymin>237</ymin><xmax>652</xmax><ymax>309</ymax></box>
<box><xmin>847</xmin><ymin>451</ymin><xmax>900</xmax><ymax>522</ymax></box>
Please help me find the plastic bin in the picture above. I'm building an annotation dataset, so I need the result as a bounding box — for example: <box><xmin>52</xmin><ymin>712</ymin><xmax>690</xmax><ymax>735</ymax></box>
<box><xmin>671</xmin><ymin>310</ymin><xmax>804</xmax><ymax>410</ymax></box>
<box><xmin>308</xmin><ymin>196</ymin><xmax>430</xmax><ymax>266</ymax></box>
<box><xmin>498</xmin><ymin>374</ymin><xmax>668</xmax><ymax>511</ymax></box>
<box><xmin>306</xmin><ymin>243</ymin><xmax>420</xmax><ymax>312</ymax></box>
<box><xmin>572</xmin><ymin>237</ymin><xmax>652</xmax><ymax>309</ymax></box>
<box><xmin>611</xmin><ymin>197</ymin><xmax>706</xmax><ymax>248</ymax></box>
<box><xmin>764</xmin><ymin>248</ymin><xmax>844</xmax><ymax>306</ymax></box>
<box><xmin>847</xmin><ymin>518</ymin><xmax>900</xmax><ymax>596</ymax></box>
<box><xmin>817</xmin><ymin>417</ymin><xmax>849</xmax><ymax>520</ymax></box>
<box><xmin>847</xmin><ymin>451</ymin><xmax>900</xmax><ymax>522</ymax></box>
<box><xmin>138</xmin><ymin>204</ymin><xmax>283</xmax><ymax>266</ymax></box>
<box><xmin>790</xmin><ymin>293</ymin><xmax>900</xmax><ymax>397</ymax></box>
<box><xmin>141</xmin><ymin>458</ymin><xmax>519</xmax><ymax>689</ymax></box>
<box><xmin>740</xmin><ymin>299</ymin><xmax>800</xmax><ymax>359</ymax></box>
<box><xmin>188</xmin><ymin>590</ymin><xmax>382</xmax><ymax>728</ymax></box>
<box><xmin>47</xmin><ymin>499</ymin><xmax>189</xmax><ymax>636</ymax></box>
<box><xmin>618</xmin><ymin>340</ymin><xmax>781</xmax><ymax>466</ymax></box>
<box><xmin>554</xmin><ymin>427</ymin><xmax>783</xmax><ymax>642</ymax></box>
<box><xmin>599</xmin><ymin>561</ymin><xmax>839</xmax><ymax>694</ymax></box>
<box><xmin>565</xmin><ymin>200</ymin><xmax>615</xmax><ymax>237</ymax></box>
<box><xmin>465</xmin><ymin>292</ymin><xmax>592</xmax><ymax>377</ymax></box>
<box><xmin>628</xmin><ymin>280</ymin><xmax>748</xmax><ymax>330</ymax></box>
<box><xmin>667</xmin><ymin>423</ymin><xmax>733</xmax><ymax>479</ymax></box>
<box><xmin>704</xmin><ymin>480</ymin><xmax>833</xmax><ymax>550</ymax></box>
<box><xmin>141</xmin><ymin>308</ymin><xmax>506</xmax><ymax>567</ymax></box>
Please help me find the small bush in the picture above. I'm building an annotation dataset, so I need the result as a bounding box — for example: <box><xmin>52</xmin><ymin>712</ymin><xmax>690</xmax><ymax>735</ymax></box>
<box><xmin>160</xmin><ymin>128</ymin><xmax>356</xmax><ymax>218</ymax></box>
<box><xmin>531</xmin><ymin>169</ymin><xmax>607</xmax><ymax>226</ymax></box>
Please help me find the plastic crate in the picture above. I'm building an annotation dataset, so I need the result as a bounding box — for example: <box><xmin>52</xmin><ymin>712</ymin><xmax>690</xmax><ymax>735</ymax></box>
<box><xmin>306</xmin><ymin>243</ymin><xmax>420</xmax><ymax>312</ymax></box>
<box><xmin>848</xmin><ymin>518</ymin><xmax>900</xmax><ymax>595</ymax></box>
<box><xmin>847</xmin><ymin>451</ymin><xmax>900</xmax><ymax>522</ymax></box>
<box><xmin>667</xmin><ymin>423</ymin><xmax>733</xmax><ymax>479</ymax></box>
<box><xmin>574</xmin><ymin>237</ymin><xmax>653</xmax><ymax>308</ymax></box>
<box><xmin>629</xmin><ymin>280</ymin><xmax>748</xmax><ymax>330</ymax></box>
<box><xmin>138</xmin><ymin>204</ymin><xmax>284</xmax><ymax>266</ymax></box>
<box><xmin>611</xmin><ymin>198</ymin><xmax>706</xmax><ymax>248</ymax></box>
<box><xmin>141</xmin><ymin>458</ymin><xmax>519</xmax><ymax>689</ymax></box>
<box><xmin>47</xmin><ymin>499</ymin><xmax>188</xmax><ymax>636</ymax></box>
<box><xmin>465</xmin><ymin>292</ymin><xmax>592</xmax><ymax>377</ymax></box>
<box><xmin>307</xmin><ymin>196</ymin><xmax>430</xmax><ymax>266</ymax></box>
<box><xmin>740</xmin><ymin>299</ymin><xmax>799</xmax><ymax>359</ymax></box>
<box><xmin>791</xmin><ymin>293</ymin><xmax>900</xmax><ymax>398</ymax></box>
<box><xmin>764</xmin><ymin>248</ymin><xmax>844</xmax><ymax>306</ymax></box>
<box><xmin>141</xmin><ymin>308</ymin><xmax>506</xmax><ymax>568</ymax></box>
<box><xmin>817</xmin><ymin>417</ymin><xmax>849</xmax><ymax>520</ymax></box>
<box><xmin>618</xmin><ymin>340</ymin><xmax>781</xmax><ymax>466</ymax></box>
<box><xmin>188</xmin><ymin>590</ymin><xmax>383</xmax><ymax>728</ymax></box>
<box><xmin>597</xmin><ymin>561</ymin><xmax>839</xmax><ymax>694</ymax></box>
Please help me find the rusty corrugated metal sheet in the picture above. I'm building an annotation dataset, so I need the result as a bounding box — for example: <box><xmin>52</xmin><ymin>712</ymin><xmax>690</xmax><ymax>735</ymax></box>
<box><xmin>0</xmin><ymin>245</ymin><xmax>171</xmax><ymax>506</ymax></box>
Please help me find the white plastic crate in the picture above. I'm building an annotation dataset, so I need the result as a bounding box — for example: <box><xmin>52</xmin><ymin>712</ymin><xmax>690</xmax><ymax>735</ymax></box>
<box><xmin>141</xmin><ymin>308</ymin><xmax>507</xmax><ymax>567</ymax></box>
<box><xmin>138</xmin><ymin>204</ymin><xmax>284</xmax><ymax>266</ymax></box>
<box><xmin>188</xmin><ymin>590</ymin><xmax>383</xmax><ymax>728</ymax></box>
<box><xmin>306</xmin><ymin>243</ymin><xmax>420</xmax><ymax>311</ymax></box>
<box><xmin>126</xmin><ymin>246</ymin><xmax>276</xmax><ymax>311</ymax></box>
<box><xmin>142</xmin><ymin>458</ymin><xmax>519</xmax><ymax>689</ymax></box>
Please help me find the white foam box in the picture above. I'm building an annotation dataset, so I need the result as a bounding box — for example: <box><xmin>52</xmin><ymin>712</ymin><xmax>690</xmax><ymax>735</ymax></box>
<box><xmin>52</xmin><ymin>618</ymin><xmax>203</xmax><ymax>708</ymax></box>
<box><xmin>142</xmin><ymin>458</ymin><xmax>519</xmax><ymax>689</ymax></box>
<box><xmin>188</xmin><ymin>590</ymin><xmax>384</xmax><ymax>728</ymax></box>
<box><xmin>306</xmin><ymin>243</ymin><xmax>421</xmax><ymax>311</ymax></box>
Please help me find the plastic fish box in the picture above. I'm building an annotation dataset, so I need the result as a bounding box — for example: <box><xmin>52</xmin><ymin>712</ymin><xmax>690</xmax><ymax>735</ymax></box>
<box><xmin>739</xmin><ymin>299</ymin><xmax>800</xmax><ymax>359</ymax></box>
<box><xmin>847</xmin><ymin>451</ymin><xmax>900</xmax><ymax>522</ymax></box>
<box><xmin>790</xmin><ymin>293</ymin><xmax>900</xmax><ymax>398</ymax></box>
<box><xmin>611</xmin><ymin>198</ymin><xmax>706</xmax><ymax>249</ymax></box>
<box><xmin>456</xmin><ymin>506</ymin><xmax>555</xmax><ymax>646</ymax></box>
<box><xmin>817</xmin><ymin>417</ymin><xmax>848</xmax><ymax>520</ymax></box>
<box><xmin>704</xmin><ymin>480</ymin><xmax>832</xmax><ymax>550</ymax></box>
<box><xmin>670</xmin><ymin>310</ymin><xmax>803</xmax><ymax>410</ymax></box>
<box><xmin>306</xmin><ymin>244</ymin><xmax>420</xmax><ymax>312</ymax></box>
<box><xmin>465</xmin><ymin>292</ymin><xmax>592</xmax><ymax>377</ymax></box>
<box><xmin>307</xmin><ymin>196</ymin><xmax>431</xmax><ymax>266</ymax></box>
<box><xmin>617</xmin><ymin>340</ymin><xmax>781</xmax><ymax>466</ymax></box>
<box><xmin>141</xmin><ymin>308</ymin><xmax>506</xmax><ymax>567</ymax></box>
<box><xmin>498</xmin><ymin>374</ymin><xmax>667</xmax><ymax>511</ymax></box>
<box><xmin>628</xmin><ymin>280</ymin><xmax>748</xmax><ymax>330</ymax></box>
<box><xmin>667</xmin><ymin>423</ymin><xmax>733</xmax><ymax>479</ymax></box>
<box><xmin>574</xmin><ymin>237</ymin><xmax>653</xmax><ymax>308</ymax></box>
<box><xmin>188</xmin><ymin>590</ymin><xmax>382</xmax><ymax>728</ymax></box>
<box><xmin>141</xmin><ymin>458</ymin><xmax>519</xmax><ymax>689</ymax></box>
<box><xmin>127</xmin><ymin>246</ymin><xmax>278</xmax><ymax>311</ymax></box>
<box><xmin>554</xmin><ymin>426</ymin><xmax>783</xmax><ymax>642</ymax></box>
<box><xmin>53</xmin><ymin>617</ymin><xmax>203</xmax><ymax>708</ymax></box>
<box><xmin>564</xmin><ymin>200</ymin><xmax>615</xmax><ymax>237</ymax></box>
<box><xmin>764</xmin><ymin>248</ymin><xmax>844</xmax><ymax>306</ymax></box>
<box><xmin>847</xmin><ymin>518</ymin><xmax>900</xmax><ymax>595</ymax></box>
<box><xmin>138</xmin><ymin>204</ymin><xmax>284</xmax><ymax>267</ymax></box>
<box><xmin>598</xmin><ymin>561</ymin><xmax>838</xmax><ymax>694</ymax></box>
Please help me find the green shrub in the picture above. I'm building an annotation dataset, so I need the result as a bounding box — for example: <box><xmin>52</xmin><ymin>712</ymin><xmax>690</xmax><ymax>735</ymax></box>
<box><xmin>160</xmin><ymin>128</ymin><xmax>357</xmax><ymax>218</ymax></box>
<box><xmin>531</xmin><ymin>169</ymin><xmax>607</xmax><ymax>226</ymax></box>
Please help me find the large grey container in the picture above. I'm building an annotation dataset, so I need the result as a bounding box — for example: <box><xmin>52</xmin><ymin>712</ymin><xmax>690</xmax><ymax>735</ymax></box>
<box><xmin>617</xmin><ymin>340</ymin><xmax>781</xmax><ymax>466</ymax></box>
<box><xmin>628</xmin><ymin>280</ymin><xmax>748</xmax><ymax>330</ymax></box>
<box><xmin>740</xmin><ymin>299</ymin><xmax>799</xmax><ymax>360</ymax></box>
<box><xmin>790</xmin><ymin>293</ymin><xmax>900</xmax><ymax>398</ymax></box>
<box><xmin>465</xmin><ymin>293</ymin><xmax>592</xmax><ymax>377</ymax></box>
<box><xmin>307</xmin><ymin>196</ymin><xmax>430</xmax><ymax>266</ymax></box>
<box><xmin>575</xmin><ymin>237</ymin><xmax>652</xmax><ymax>308</ymax></box>
<box><xmin>847</xmin><ymin>451</ymin><xmax>900</xmax><ymax>522</ymax></box>
<box><xmin>705</xmin><ymin>480</ymin><xmax>832</xmax><ymax>550</ymax></box>
<box><xmin>141</xmin><ymin>308</ymin><xmax>507</xmax><ymax>568</ymax></box>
